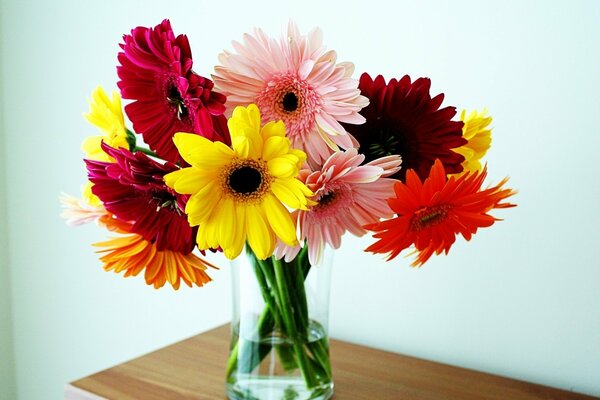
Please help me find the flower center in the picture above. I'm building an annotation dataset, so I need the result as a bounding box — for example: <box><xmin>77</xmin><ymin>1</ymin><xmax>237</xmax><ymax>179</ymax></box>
<box><xmin>166</xmin><ymin>84</ymin><xmax>189</xmax><ymax>120</ymax></box>
<box><xmin>310</xmin><ymin>183</ymin><xmax>353</xmax><ymax>220</ymax></box>
<box><xmin>282</xmin><ymin>92</ymin><xmax>299</xmax><ymax>112</ymax></box>
<box><xmin>411</xmin><ymin>205</ymin><xmax>450</xmax><ymax>231</ymax></box>
<box><xmin>256</xmin><ymin>73</ymin><xmax>321</xmax><ymax>139</ymax></box>
<box><xmin>318</xmin><ymin>191</ymin><xmax>336</xmax><ymax>206</ymax></box>
<box><xmin>150</xmin><ymin>188</ymin><xmax>182</xmax><ymax>214</ymax></box>
<box><xmin>369</xmin><ymin>131</ymin><xmax>401</xmax><ymax>158</ymax></box>
<box><xmin>229</xmin><ymin>166</ymin><xmax>262</xmax><ymax>194</ymax></box>
<box><xmin>222</xmin><ymin>159</ymin><xmax>272</xmax><ymax>202</ymax></box>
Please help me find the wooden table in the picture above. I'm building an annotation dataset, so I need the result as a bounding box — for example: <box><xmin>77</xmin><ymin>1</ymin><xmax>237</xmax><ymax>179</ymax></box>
<box><xmin>65</xmin><ymin>324</ymin><xmax>597</xmax><ymax>400</ymax></box>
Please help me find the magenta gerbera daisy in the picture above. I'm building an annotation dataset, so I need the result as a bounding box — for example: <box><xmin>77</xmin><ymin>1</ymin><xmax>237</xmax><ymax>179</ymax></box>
<box><xmin>212</xmin><ymin>21</ymin><xmax>368</xmax><ymax>167</ymax></box>
<box><xmin>85</xmin><ymin>143</ymin><xmax>195</xmax><ymax>253</ymax></box>
<box><xmin>343</xmin><ymin>73</ymin><xmax>466</xmax><ymax>181</ymax></box>
<box><xmin>275</xmin><ymin>149</ymin><xmax>401</xmax><ymax>265</ymax></box>
<box><xmin>117</xmin><ymin>19</ymin><xmax>228</xmax><ymax>164</ymax></box>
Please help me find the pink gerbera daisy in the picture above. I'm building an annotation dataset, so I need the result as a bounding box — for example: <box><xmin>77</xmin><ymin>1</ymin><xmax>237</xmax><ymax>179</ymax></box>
<box><xmin>276</xmin><ymin>149</ymin><xmax>402</xmax><ymax>264</ymax></box>
<box><xmin>212</xmin><ymin>21</ymin><xmax>368</xmax><ymax>167</ymax></box>
<box><xmin>118</xmin><ymin>19</ymin><xmax>228</xmax><ymax>164</ymax></box>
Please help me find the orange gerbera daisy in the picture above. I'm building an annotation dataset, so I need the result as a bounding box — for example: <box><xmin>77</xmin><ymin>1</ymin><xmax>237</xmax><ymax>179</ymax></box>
<box><xmin>94</xmin><ymin>215</ymin><xmax>216</xmax><ymax>290</ymax></box>
<box><xmin>365</xmin><ymin>159</ymin><xmax>516</xmax><ymax>266</ymax></box>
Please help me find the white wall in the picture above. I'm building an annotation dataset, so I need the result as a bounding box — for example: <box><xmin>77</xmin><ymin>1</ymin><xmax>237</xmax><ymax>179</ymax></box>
<box><xmin>1</xmin><ymin>0</ymin><xmax>599</xmax><ymax>399</ymax></box>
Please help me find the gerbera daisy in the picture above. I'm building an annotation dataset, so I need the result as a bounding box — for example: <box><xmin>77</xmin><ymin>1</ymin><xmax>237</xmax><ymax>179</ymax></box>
<box><xmin>59</xmin><ymin>192</ymin><xmax>107</xmax><ymax>226</ymax></box>
<box><xmin>59</xmin><ymin>189</ymin><xmax>214</xmax><ymax>289</ymax></box>
<box><xmin>85</xmin><ymin>142</ymin><xmax>195</xmax><ymax>254</ymax></box>
<box><xmin>94</xmin><ymin>230</ymin><xmax>214</xmax><ymax>290</ymax></box>
<box><xmin>82</xmin><ymin>86</ymin><xmax>130</xmax><ymax>162</ymax></box>
<box><xmin>165</xmin><ymin>104</ymin><xmax>313</xmax><ymax>260</ymax></box>
<box><xmin>212</xmin><ymin>21</ymin><xmax>368</xmax><ymax>166</ymax></box>
<box><xmin>452</xmin><ymin>109</ymin><xmax>493</xmax><ymax>173</ymax></box>
<box><xmin>365</xmin><ymin>159</ymin><xmax>516</xmax><ymax>266</ymax></box>
<box><xmin>343</xmin><ymin>73</ymin><xmax>466</xmax><ymax>181</ymax></box>
<box><xmin>276</xmin><ymin>149</ymin><xmax>402</xmax><ymax>265</ymax></box>
<box><xmin>117</xmin><ymin>19</ymin><xmax>228</xmax><ymax>164</ymax></box>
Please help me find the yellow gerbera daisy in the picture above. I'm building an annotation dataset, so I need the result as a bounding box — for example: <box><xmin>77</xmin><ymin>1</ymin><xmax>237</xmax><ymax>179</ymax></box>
<box><xmin>79</xmin><ymin>181</ymin><xmax>101</xmax><ymax>208</ymax></box>
<box><xmin>453</xmin><ymin>109</ymin><xmax>492</xmax><ymax>173</ymax></box>
<box><xmin>81</xmin><ymin>86</ymin><xmax>129</xmax><ymax>162</ymax></box>
<box><xmin>165</xmin><ymin>104</ymin><xmax>313</xmax><ymax>260</ymax></box>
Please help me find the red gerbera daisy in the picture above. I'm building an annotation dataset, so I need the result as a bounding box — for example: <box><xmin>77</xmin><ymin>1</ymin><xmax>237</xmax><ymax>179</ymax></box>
<box><xmin>85</xmin><ymin>143</ymin><xmax>195</xmax><ymax>253</ymax></box>
<box><xmin>117</xmin><ymin>19</ymin><xmax>228</xmax><ymax>164</ymax></box>
<box><xmin>365</xmin><ymin>159</ymin><xmax>516</xmax><ymax>266</ymax></box>
<box><xmin>343</xmin><ymin>73</ymin><xmax>466</xmax><ymax>181</ymax></box>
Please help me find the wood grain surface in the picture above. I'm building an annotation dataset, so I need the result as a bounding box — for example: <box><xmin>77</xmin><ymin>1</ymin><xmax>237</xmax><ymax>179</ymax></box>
<box><xmin>67</xmin><ymin>324</ymin><xmax>597</xmax><ymax>400</ymax></box>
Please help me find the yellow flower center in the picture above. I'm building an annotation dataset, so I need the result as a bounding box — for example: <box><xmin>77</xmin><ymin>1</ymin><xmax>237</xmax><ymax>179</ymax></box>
<box><xmin>222</xmin><ymin>159</ymin><xmax>272</xmax><ymax>203</ymax></box>
<box><xmin>411</xmin><ymin>205</ymin><xmax>450</xmax><ymax>231</ymax></box>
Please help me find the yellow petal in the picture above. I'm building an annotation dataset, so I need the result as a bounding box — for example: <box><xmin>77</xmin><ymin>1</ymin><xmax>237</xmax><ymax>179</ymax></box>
<box><xmin>262</xmin><ymin>136</ymin><xmax>291</xmax><ymax>161</ymax></box>
<box><xmin>222</xmin><ymin>204</ymin><xmax>247</xmax><ymax>260</ymax></box>
<box><xmin>196</xmin><ymin>225</ymin><xmax>209</xmax><ymax>250</ymax></box>
<box><xmin>231</xmin><ymin>205</ymin><xmax>247</xmax><ymax>258</ymax></box>
<box><xmin>228</xmin><ymin>105</ymin><xmax>263</xmax><ymax>158</ymax></box>
<box><xmin>202</xmin><ymin>217</ymin><xmax>220</xmax><ymax>250</ymax></box>
<box><xmin>82</xmin><ymin>135</ymin><xmax>114</xmax><ymax>162</ymax></box>
<box><xmin>81</xmin><ymin>135</ymin><xmax>102</xmax><ymax>155</ymax></box>
<box><xmin>82</xmin><ymin>181</ymin><xmax>102</xmax><ymax>207</ymax></box>
<box><xmin>231</xmin><ymin>135</ymin><xmax>251</xmax><ymax>158</ymax></box>
<box><xmin>263</xmin><ymin>194</ymin><xmax>298</xmax><ymax>246</ymax></box>
<box><xmin>218</xmin><ymin>197</ymin><xmax>236</xmax><ymax>250</ymax></box>
<box><xmin>163</xmin><ymin>168</ymin><xmax>186</xmax><ymax>190</ymax></box>
<box><xmin>83</xmin><ymin>86</ymin><xmax>127</xmax><ymax>149</ymax></box>
<box><xmin>177</xmin><ymin>169</ymin><xmax>216</xmax><ymax>194</ymax></box>
<box><xmin>289</xmin><ymin>149</ymin><xmax>307</xmax><ymax>168</ymax></box>
<box><xmin>229</xmin><ymin>106</ymin><xmax>260</xmax><ymax>137</ymax></box>
<box><xmin>271</xmin><ymin>178</ymin><xmax>313</xmax><ymax>210</ymax></box>
<box><xmin>173</xmin><ymin>133</ymin><xmax>234</xmax><ymax>168</ymax></box>
<box><xmin>261</xmin><ymin>120</ymin><xmax>286</xmax><ymax>140</ymax></box>
<box><xmin>164</xmin><ymin>168</ymin><xmax>213</xmax><ymax>194</ymax></box>
<box><xmin>246</xmin><ymin>205</ymin><xmax>274</xmax><ymax>260</ymax></box>
<box><xmin>185</xmin><ymin>184</ymin><xmax>221</xmax><ymax>226</ymax></box>
<box><xmin>268</xmin><ymin>156</ymin><xmax>298</xmax><ymax>178</ymax></box>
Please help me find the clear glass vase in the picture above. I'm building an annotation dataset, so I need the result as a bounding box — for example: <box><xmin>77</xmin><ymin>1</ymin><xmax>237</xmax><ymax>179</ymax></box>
<box><xmin>226</xmin><ymin>246</ymin><xmax>334</xmax><ymax>400</ymax></box>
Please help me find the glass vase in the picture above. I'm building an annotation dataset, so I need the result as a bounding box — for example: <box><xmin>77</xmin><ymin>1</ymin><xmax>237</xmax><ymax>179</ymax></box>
<box><xmin>226</xmin><ymin>246</ymin><xmax>334</xmax><ymax>400</ymax></box>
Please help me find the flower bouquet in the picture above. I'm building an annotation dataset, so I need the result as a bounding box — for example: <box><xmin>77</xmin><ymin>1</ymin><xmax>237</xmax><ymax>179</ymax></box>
<box><xmin>61</xmin><ymin>19</ymin><xmax>516</xmax><ymax>400</ymax></box>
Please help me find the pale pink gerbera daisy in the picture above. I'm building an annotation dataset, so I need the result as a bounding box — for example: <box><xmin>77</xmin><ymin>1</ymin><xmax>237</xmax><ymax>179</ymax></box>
<box><xmin>276</xmin><ymin>149</ymin><xmax>402</xmax><ymax>265</ymax></box>
<box><xmin>212</xmin><ymin>21</ymin><xmax>368</xmax><ymax>166</ymax></box>
<box><xmin>59</xmin><ymin>193</ymin><xmax>108</xmax><ymax>226</ymax></box>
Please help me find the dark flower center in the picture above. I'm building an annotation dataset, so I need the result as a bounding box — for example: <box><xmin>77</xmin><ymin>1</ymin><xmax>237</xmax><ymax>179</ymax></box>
<box><xmin>282</xmin><ymin>92</ymin><xmax>299</xmax><ymax>112</ymax></box>
<box><xmin>229</xmin><ymin>166</ymin><xmax>263</xmax><ymax>195</ymax></box>
<box><xmin>151</xmin><ymin>189</ymin><xmax>180</xmax><ymax>213</ymax></box>
<box><xmin>166</xmin><ymin>85</ymin><xmax>189</xmax><ymax>120</ymax></box>
<box><xmin>318</xmin><ymin>191</ymin><xmax>336</xmax><ymax>206</ymax></box>
<box><xmin>411</xmin><ymin>205</ymin><xmax>450</xmax><ymax>231</ymax></box>
<box><xmin>368</xmin><ymin>129</ymin><xmax>402</xmax><ymax>158</ymax></box>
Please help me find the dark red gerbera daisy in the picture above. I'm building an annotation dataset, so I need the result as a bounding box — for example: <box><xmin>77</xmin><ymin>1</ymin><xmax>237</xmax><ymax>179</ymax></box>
<box><xmin>117</xmin><ymin>19</ymin><xmax>228</xmax><ymax>164</ymax></box>
<box><xmin>343</xmin><ymin>73</ymin><xmax>466</xmax><ymax>181</ymax></box>
<box><xmin>85</xmin><ymin>142</ymin><xmax>195</xmax><ymax>253</ymax></box>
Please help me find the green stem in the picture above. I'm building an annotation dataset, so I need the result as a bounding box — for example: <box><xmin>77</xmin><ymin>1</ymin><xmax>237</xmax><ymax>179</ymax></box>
<box><xmin>255</xmin><ymin>258</ymin><xmax>298</xmax><ymax>371</ymax></box>
<box><xmin>227</xmin><ymin>245</ymin><xmax>331</xmax><ymax>389</ymax></box>
<box><xmin>287</xmin><ymin>249</ymin><xmax>332</xmax><ymax>380</ymax></box>
<box><xmin>272</xmin><ymin>258</ymin><xmax>319</xmax><ymax>388</ymax></box>
<box><xmin>133</xmin><ymin>145</ymin><xmax>159</xmax><ymax>158</ymax></box>
<box><xmin>254</xmin><ymin>258</ymin><xmax>283</xmax><ymax>329</ymax></box>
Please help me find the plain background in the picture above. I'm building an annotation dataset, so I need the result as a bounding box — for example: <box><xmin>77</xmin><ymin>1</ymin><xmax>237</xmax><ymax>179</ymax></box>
<box><xmin>1</xmin><ymin>0</ymin><xmax>599</xmax><ymax>399</ymax></box>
